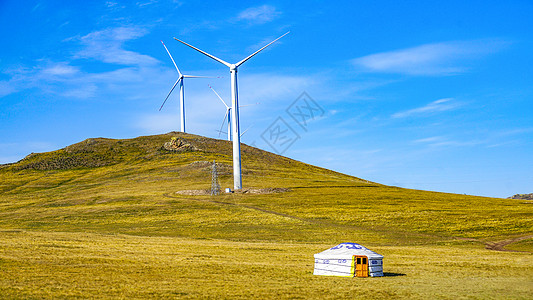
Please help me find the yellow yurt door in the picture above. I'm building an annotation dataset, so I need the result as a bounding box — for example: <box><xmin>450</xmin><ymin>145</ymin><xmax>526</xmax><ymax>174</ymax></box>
<box><xmin>354</xmin><ymin>256</ymin><xmax>368</xmax><ymax>277</ymax></box>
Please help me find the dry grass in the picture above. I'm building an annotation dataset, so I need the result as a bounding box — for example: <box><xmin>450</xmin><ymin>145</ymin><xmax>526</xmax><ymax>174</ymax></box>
<box><xmin>0</xmin><ymin>231</ymin><xmax>531</xmax><ymax>299</ymax></box>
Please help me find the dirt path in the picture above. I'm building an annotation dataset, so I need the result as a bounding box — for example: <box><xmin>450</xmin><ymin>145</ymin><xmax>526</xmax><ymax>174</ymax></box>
<box><xmin>163</xmin><ymin>193</ymin><xmax>532</xmax><ymax>253</ymax></box>
<box><xmin>163</xmin><ymin>193</ymin><xmax>355</xmax><ymax>226</ymax></box>
<box><xmin>484</xmin><ymin>234</ymin><xmax>533</xmax><ymax>252</ymax></box>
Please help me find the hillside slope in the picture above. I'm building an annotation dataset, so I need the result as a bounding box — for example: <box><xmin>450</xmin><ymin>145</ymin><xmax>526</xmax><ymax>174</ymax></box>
<box><xmin>0</xmin><ymin>132</ymin><xmax>531</xmax><ymax>298</ymax></box>
<box><xmin>0</xmin><ymin>132</ymin><xmax>530</xmax><ymax>243</ymax></box>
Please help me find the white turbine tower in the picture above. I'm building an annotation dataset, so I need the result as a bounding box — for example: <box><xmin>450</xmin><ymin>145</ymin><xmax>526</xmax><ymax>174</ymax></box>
<box><xmin>160</xmin><ymin>40</ymin><xmax>210</xmax><ymax>133</ymax></box>
<box><xmin>175</xmin><ymin>32</ymin><xmax>289</xmax><ymax>190</ymax></box>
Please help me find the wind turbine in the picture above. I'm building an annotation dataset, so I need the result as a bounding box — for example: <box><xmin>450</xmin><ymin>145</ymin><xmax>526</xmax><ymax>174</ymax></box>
<box><xmin>175</xmin><ymin>32</ymin><xmax>289</xmax><ymax>190</ymax></box>
<box><xmin>208</xmin><ymin>84</ymin><xmax>258</xmax><ymax>142</ymax></box>
<box><xmin>208</xmin><ymin>84</ymin><xmax>232</xmax><ymax>141</ymax></box>
<box><xmin>160</xmin><ymin>40</ymin><xmax>210</xmax><ymax>133</ymax></box>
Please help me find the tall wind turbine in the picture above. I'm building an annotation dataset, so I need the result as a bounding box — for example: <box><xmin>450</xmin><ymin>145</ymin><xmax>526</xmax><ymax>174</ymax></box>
<box><xmin>160</xmin><ymin>40</ymin><xmax>210</xmax><ymax>133</ymax></box>
<box><xmin>175</xmin><ymin>32</ymin><xmax>289</xmax><ymax>190</ymax></box>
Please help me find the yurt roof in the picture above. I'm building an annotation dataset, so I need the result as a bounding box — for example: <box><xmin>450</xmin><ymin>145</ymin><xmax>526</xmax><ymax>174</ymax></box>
<box><xmin>314</xmin><ymin>243</ymin><xmax>383</xmax><ymax>259</ymax></box>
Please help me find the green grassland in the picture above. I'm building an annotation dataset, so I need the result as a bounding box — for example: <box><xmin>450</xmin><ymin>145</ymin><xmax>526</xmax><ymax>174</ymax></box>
<box><xmin>0</xmin><ymin>133</ymin><xmax>531</xmax><ymax>298</ymax></box>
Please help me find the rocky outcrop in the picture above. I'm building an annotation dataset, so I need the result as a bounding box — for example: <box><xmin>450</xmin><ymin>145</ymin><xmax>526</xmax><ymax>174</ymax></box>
<box><xmin>508</xmin><ymin>193</ymin><xmax>533</xmax><ymax>200</ymax></box>
<box><xmin>162</xmin><ymin>137</ymin><xmax>198</xmax><ymax>152</ymax></box>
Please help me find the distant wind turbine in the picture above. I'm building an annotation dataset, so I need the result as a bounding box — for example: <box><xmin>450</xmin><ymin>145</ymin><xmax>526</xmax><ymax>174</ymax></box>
<box><xmin>208</xmin><ymin>84</ymin><xmax>257</xmax><ymax>141</ymax></box>
<box><xmin>208</xmin><ymin>84</ymin><xmax>232</xmax><ymax>141</ymax></box>
<box><xmin>160</xmin><ymin>40</ymin><xmax>210</xmax><ymax>133</ymax></box>
<box><xmin>174</xmin><ymin>32</ymin><xmax>289</xmax><ymax>190</ymax></box>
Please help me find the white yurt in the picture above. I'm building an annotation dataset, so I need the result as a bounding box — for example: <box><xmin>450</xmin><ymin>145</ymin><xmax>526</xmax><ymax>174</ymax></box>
<box><xmin>313</xmin><ymin>243</ymin><xmax>384</xmax><ymax>277</ymax></box>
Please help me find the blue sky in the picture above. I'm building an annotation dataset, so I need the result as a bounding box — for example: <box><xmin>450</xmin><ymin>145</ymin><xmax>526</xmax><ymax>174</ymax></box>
<box><xmin>1</xmin><ymin>1</ymin><xmax>532</xmax><ymax>198</ymax></box>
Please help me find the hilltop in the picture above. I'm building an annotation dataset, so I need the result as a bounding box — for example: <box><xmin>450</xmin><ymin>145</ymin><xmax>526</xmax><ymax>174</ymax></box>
<box><xmin>0</xmin><ymin>133</ymin><xmax>531</xmax><ymax>298</ymax></box>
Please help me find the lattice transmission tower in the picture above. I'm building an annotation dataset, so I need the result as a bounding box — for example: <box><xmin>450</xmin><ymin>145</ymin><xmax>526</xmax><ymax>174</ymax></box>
<box><xmin>210</xmin><ymin>160</ymin><xmax>221</xmax><ymax>196</ymax></box>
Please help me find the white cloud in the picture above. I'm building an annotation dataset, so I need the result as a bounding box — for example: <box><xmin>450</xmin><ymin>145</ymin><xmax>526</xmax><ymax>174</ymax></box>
<box><xmin>61</xmin><ymin>84</ymin><xmax>98</xmax><ymax>99</ymax></box>
<box><xmin>236</xmin><ymin>5</ymin><xmax>281</xmax><ymax>25</ymax></box>
<box><xmin>136</xmin><ymin>0</ymin><xmax>158</xmax><ymax>7</ymax></box>
<box><xmin>0</xmin><ymin>26</ymin><xmax>164</xmax><ymax>100</ymax></box>
<box><xmin>412</xmin><ymin>135</ymin><xmax>483</xmax><ymax>148</ymax></box>
<box><xmin>0</xmin><ymin>67</ymin><xmax>35</xmax><ymax>97</ymax></box>
<box><xmin>41</xmin><ymin>63</ymin><xmax>79</xmax><ymax>76</ymax></box>
<box><xmin>392</xmin><ymin>98</ymin><xmax>460</xmax><ymax>118</ymax></box>
<box><xmin>352</xmin><ymin>39</ymin><xmax>508</xmax><ymax>75</ymax></box>
<box><xmin>494</xmin><ymin>127</ymin><xmax>533</xmax><ymax>137</ymax></box>
<box><xmin>244</xmin><ymin>34</ymin><xmax>288</xmax><ymax>55</ymax></box>
<box><xmin>32</xmin><ymin>3</ymin><xmax>42</xmax><ymax>12</ymax></box>
<box><xmin>180</xmin><ymin>5</ymin><xmax>279</xmax><ymax>35</ymax></box>
<box><xmin>0</xmin><ymin>25</ymin><xmax>168</xmax><ymax>101</ymax></box>
<box><xmin>413</xmin><ymin>136</ymin><xmax>445</xmax><ymax>144</ymax></box>
<box><xmin>76</xmin><ymin>27</ymin><xmax>158</xmax><ymax>66</ymax></box>
<box><xmin>0</xmin><ymin>81</ymin><xmax>17</xmax><ymax>97</ymax></box>
<box><xmin>1</xmin><ymin>63</ymin><xmax>171</xmax><ymax>101</ymax></box>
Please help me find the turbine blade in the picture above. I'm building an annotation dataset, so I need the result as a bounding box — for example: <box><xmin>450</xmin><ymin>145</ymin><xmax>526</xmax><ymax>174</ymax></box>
<box><xmin>161</xmin><ymin>40</ymin><xmax>182</xmax><ymax>76</ymax></box>
<box><xmin>238</xmin><ymin>102</ymin><xmax>260</xmax><ymax>108</ymax></box>
<box><xmin>208</xmin><ymin>84</ymin><xmax>229</xmax><ymax>109</ymax></box>
<box><xmin>159</xmin><ymin>78</ymin><xmax>181</xmax><ymax>111</ymax></box>
<box><xmin>218</xmin><ymin>110</ymin><xmax>229</xmax><ymax>138</ymax></box>
<box><xmin>235</xmin><ymin>31</ymin><xmax>290</xmax><ymax>67</ymax></box>
<box><xmin>182</xmin><ymin>75</ymin><xmax>216</xmax><ymax>78</ymax></box>
<box><xmin>240</xmin><ymin>125</ymin><xmax>253</xmax><ymax>137</ymax></box>
<box><xmin>174</xmin><ymin>37</ymin><xmax>232</xmax><ymax>68</ymax></box>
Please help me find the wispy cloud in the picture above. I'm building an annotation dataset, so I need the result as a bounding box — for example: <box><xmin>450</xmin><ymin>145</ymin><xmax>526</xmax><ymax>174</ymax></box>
<box><xmin>413</xmin><ymin>136</ymin><xmax>482</xmax><ymax>148</ymax></box>
<box><xmin>0</xmin><ymin>24</ymin><xmax>171</xmax><ymax>101</ymax></box>
<box><xmin>413</xmin><ymin>136</ymin><xmax>445</xmax><ymax>144</ymax></box>
<box><xmin>61</xmin><ymin>84</ymin><xmax>98</xmax><ymax>99</ymax></box>
<box><xmin>180</xmin><ymin>5</ymin><xmax>279</xmax><ymax>36</ymax></box>
<box><xmin>413</xmin><ymin>127</ymin><xmax>533</xmax><ymax>150</ymax></box>
<box><xmin>352</xmin><ymin>39</ymin><xmax>508</xmax><ymax>76</ymax></box>
<box><xmin>485</xmin><ymin>127</ymin><xmax>533</xmax><ymax>148</ymax></box>
<box><xmin>236</xmin><ymin>5</ymin><xmax>281</xmax><ymax>25</ymax></box>
<box><xmin>75</xmin><ymin>27</ymin><xmax>158</xmax><ymax>66</ymax></box>
<box><xmin>244</xmin><ymin>34</ymin><xmax>287</xmax><ymax>54</ymax></box>
<box><xmin>32</xmin><ymin>3</ymin><xmax>42</xmax><ymax>12</ymax></box>
<box><xmin>41</xmin><ymin>63</ymin><xmax>80</xmax><ymax>76</ymax></box>
<box><xmin>136</xmin><ymin>0</ymin><xmax>158</xmax><ymax>7</ymax></box>
<box><xmin>392</xmin><ymin>98</ymin><xmax>461</xmax><ymax>118</ymax></box>
<box><xmin>0</xmin><ymin>81</ymin><xmax>17</xmax><ymax>97</ymax></box>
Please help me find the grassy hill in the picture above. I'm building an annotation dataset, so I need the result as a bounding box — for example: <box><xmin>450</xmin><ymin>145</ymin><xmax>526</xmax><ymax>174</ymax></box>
<box><xmin>0</xmin><ymin>132</ymin><xmax>531</xmax><ymax>298</ymax></box>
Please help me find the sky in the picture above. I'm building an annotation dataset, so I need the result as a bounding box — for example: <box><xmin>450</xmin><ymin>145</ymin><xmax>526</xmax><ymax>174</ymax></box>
<box><xmin>1</xmin><ymin>0</ymin><xmax>532</xmax><ymax>198</ymax></box>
